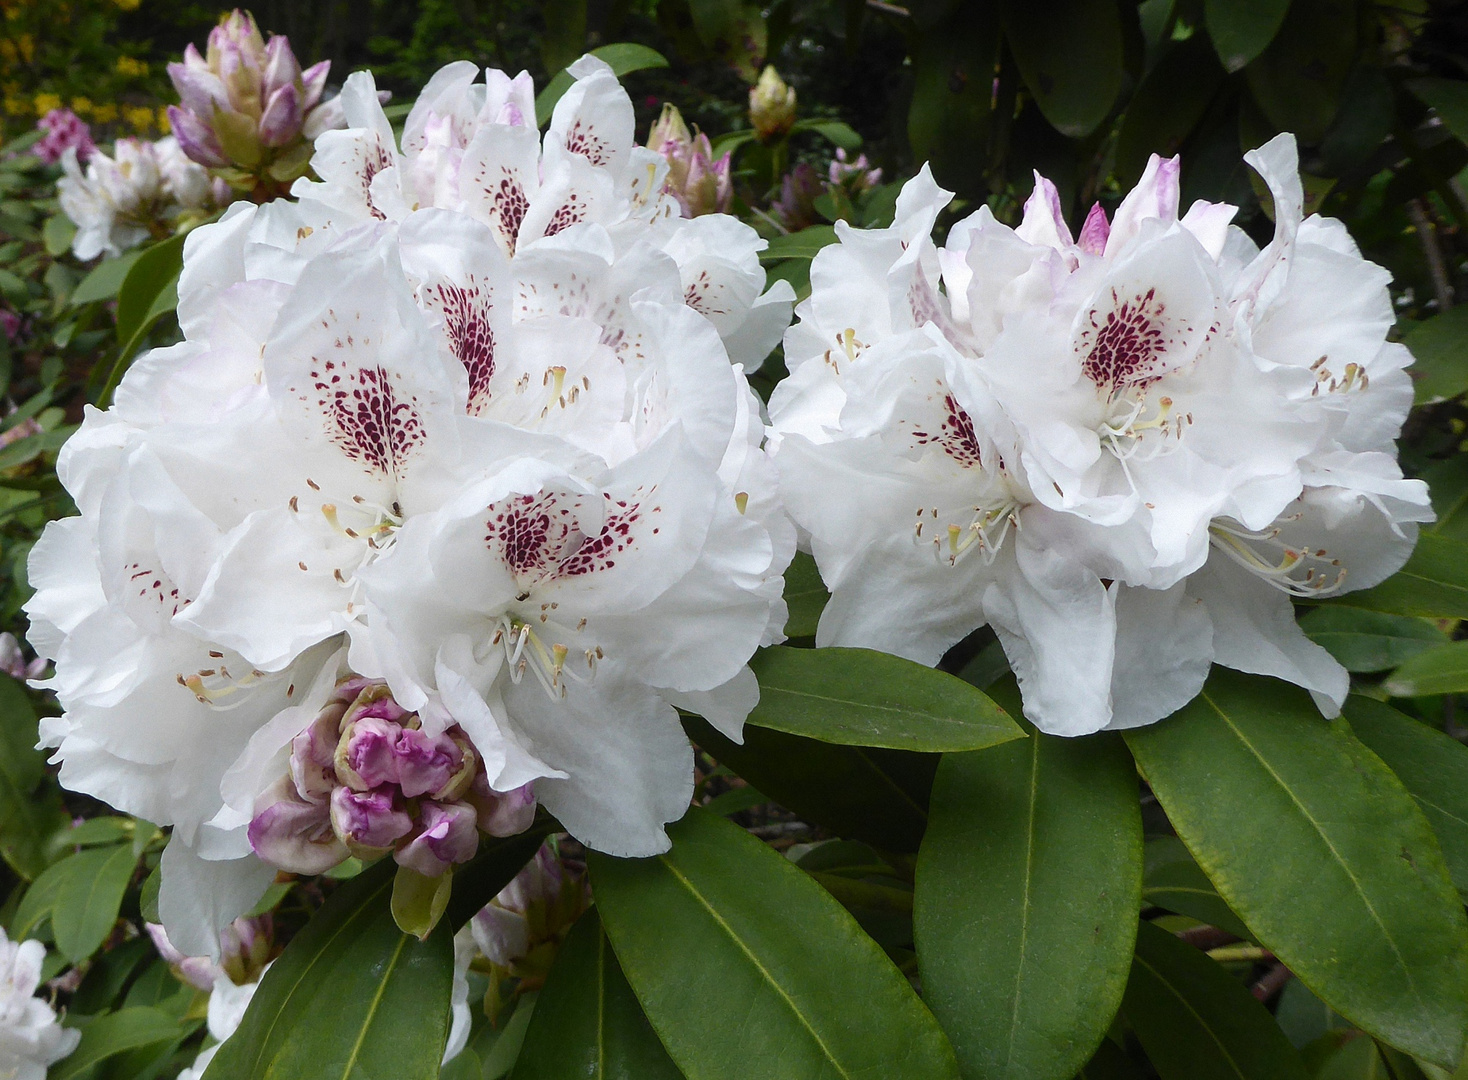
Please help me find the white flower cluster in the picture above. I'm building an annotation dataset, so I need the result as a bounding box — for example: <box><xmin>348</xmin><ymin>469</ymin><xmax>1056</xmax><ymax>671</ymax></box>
<box><xmin>28</xmin><ymin>58</ymin><xmax>794</xmax><ymax>955</ymax></box>
<box><xmin>59</xmin><ymin>136</ymin><xmax>219</xmax><ymax>260</ymax></box>
<box><xmin>770</xmin><ymin>135</ymin><xmax>1430</xmax><ymax>735</ymax></box>
<box><xmin>0</xmin><ymin>929</ymin><xmax>78</xmax><ymax>1080</ymax></box>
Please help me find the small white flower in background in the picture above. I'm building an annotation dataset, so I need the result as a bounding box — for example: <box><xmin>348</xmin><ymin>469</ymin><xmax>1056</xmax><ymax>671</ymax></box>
<box><xmin>28</xmin><ymin>56</ymin><xmax>793</xmax><ymax>954</ymax></box>
<box><xmin>58</xmin><ymin>136</ymin><xmax>215</xmax><ymax>261</ymax></box>
<box><xmin>770</xmin><ymin>133</ymin><xmax>1428</xmax><ymax>736</ymax></box>
<box><xmin>288</xmin><ymin>56</ymin><xmax>794</xmax><ymax>370</ymax></box>
<box><xmin>174</xmin><ymin>963</ymin><xmax>270</xmax><ymax>1080</ymax></box>
<box><xmin>0</xmin><ymin>928</ymin><xmax>79</xmax><ymax>1080</ymax></box>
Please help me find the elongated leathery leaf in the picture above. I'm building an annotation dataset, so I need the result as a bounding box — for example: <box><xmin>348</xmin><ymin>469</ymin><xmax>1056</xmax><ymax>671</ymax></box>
<box><xmin>1333</xmin><ymin>533</ymin><xmax>1468</xmax><ymax>620</ymax></box>
<box><xmin>511</xmin><ymin>909</ymin><xmax>682</xmax><ymax>1080</ymax></box>
<box><xmin>1124</xmin><ymin>920</ymin><xmax>1308</xmax><ymax>1080</ymax></box>
<box><xmin>1343</xmin><ymin>696</ymin><xmax>1468</xmax><ymax>897</ymax></box>
<box><xmin>202</xmin><ymin>857</ymin><xmax>453</xmax><ymax>1080</ymax></box>
<box><xmin>915</xmin><ymin>705</ymin><xmax>1141</xmax><ymax>1080</ymax></box>
<box><xmin>52</xmin><ymin>843</ymin><xmax>137</xmax><ymax>963</ymax></box>
<box><xmin>748</xmin><ymin>645</ymin><xmax>1022</xmax><ymax>751</ymax></box>
<box><xmin>1125</xmin><ymin>670</ymin><xmax>1468</xmax><ymax>1067</ymax></box>
<box><xmin>590</xmin><ymin>807</ymin><xmax>959</xmax><ymax>1080</ymax></box>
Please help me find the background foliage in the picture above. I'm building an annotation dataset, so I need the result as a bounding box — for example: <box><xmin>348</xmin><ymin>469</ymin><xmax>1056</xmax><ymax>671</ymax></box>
<box><xmin>6</xmin><ymin>0</ymin><xmax>1468</xmax><ymax>1078</ymax></box>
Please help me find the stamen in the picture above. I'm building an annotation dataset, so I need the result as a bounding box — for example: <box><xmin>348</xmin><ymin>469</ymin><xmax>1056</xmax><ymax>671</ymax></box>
<box><xmin>1208</xmin><ymin>519</ymin><xmax>1346</xmax><ymax>597</ymax></box>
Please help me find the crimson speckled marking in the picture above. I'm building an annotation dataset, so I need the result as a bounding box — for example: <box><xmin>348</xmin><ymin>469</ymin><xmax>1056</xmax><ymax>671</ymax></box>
<box><xmin>1078</xmin><ymin>287</ymin><xmax>1179</xmax><ymax>391</ymax></box>
<box><xmin>428</xmin><ymin>282</ymin><xmax>496</xmax><ymax>414</ymax></box>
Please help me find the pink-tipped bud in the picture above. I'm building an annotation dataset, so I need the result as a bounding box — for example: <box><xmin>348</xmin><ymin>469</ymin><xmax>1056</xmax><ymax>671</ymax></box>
<box><xmin>260</xmin><ymin>35</ymin><xmax>302</xmax><ymax>99</ymax></box>
<box><xmin>289</xmin><ymin>698</ymin><xmax>344</xmax><ymax>800</ymax></box>
<box><xmin>335</xmin><ymin>715</ymin><xmax>403</xmax><ymax>791</ymax></box>
<box><xmin>1077</xmin><ymin>202</ymin><xmax>1110</xmax><ymax>256</ymax></box>
<box><xmin>259</xmin><ymin>83</ymin><xmax>303</xmax><ymax>147</ymax></box>
<box><xmin>167</xmin><ymin>104</ymin><xmax>229</xmax><ymax>168</ymax></box>
<box><xmin>300</xmin><ymin>59</ymin><xmax>330</xmax><ymax>111</ymax></box>
<box><xmin>393</xmin><ymin>727</ymin><xmax>465</xmax><ymax>799</ymax></box>
<box><xmin>466</xmin><ymin>776</ymin><xmax>537</xmax><ymax>837</ymax></box>
<box><xmin>749</xmin><ymin>66</ymin><xmax>796</xmax><ymax>142</ymax></box>
<box><xmin>329</xmin><ymin>785</ymin><xmax>412</xmax><ymax>853</ymax></box>
<box><xmin>394</xmin><ymin>801</ymin><xmax>479</xmax><ymax>877</ymax></box>
<box><xmin>248</xmin><ymin>776</ymin><xmax>346</xmax><ymax>875</ymax></box>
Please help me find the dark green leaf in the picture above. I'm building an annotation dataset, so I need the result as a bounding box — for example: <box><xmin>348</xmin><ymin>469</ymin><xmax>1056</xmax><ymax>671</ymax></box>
<box><xmin>512</xmin><ymin>909</ymin><xmax>682</xmax><ymax>1080</ymax></box>
<box><xmin>1343</xmin><ymin>696</ymin><xmax>1468</xmax><ymax>897</ymax></box>
<box><xmin>1384</xmin><ymin>640</ymin><xmax>1468</xmax><ymax>697</ymax></box>
<box><xmin>1123</xmin><ymin>920</ymin><xmax>1309</xmax><ymax>1080</ymax></box>
<box><xmin>1116</xmin><ymin>37</ymin><xmax>1225</xmax><ymax>184</ymax></box>
<box><xmin>0</xmin><ymin>674</ymin><xmax>66</xmax><ymax>880</ymax></box>
<box><xmin>748</xmin><ymin>645</ymin><xmax>1022</xmax><ymax>751</ymax></box>
<box><xmin>68</xmin><ymin>251</ymin><xmax>141</xmax><ymax>306</ymax></box>
<box><xmin>1125</xmin><ymin>670</ymin><xmax>1468</xmax><ymax>1067</ymax></box>
<box><xmin>445</xmin><ymin>823</ymin><xmax>556</xmax><ymax>930</ymax></box>
<box><xmin>539</xmin><ymin>0</ymin><xmax>588</xmax><ymax>77</ymax></box>
<box><xmin>1075</xmin><ymin>1038</ymin><xmax>1146</xmax><ymax>1080</ymax></box>
<box><xmin>1143</xmin><ymin>837</ymin><xmax>1253</xmax><ymax>941</ymax></box>
<box><xmin>1299</xmin><ymin>607</ymin><xmax>1447</xmax><ymax>674</ymax></box>
<box><xmin>908</xmin><ymin>3</ymin><xmax>1001</xmax><ymax>190</ymax></box>
<box><xmin>1406</xmin><ymin>307</ymin><xmax>1468</xmax><ymax>405</ymax></box>
<box><xmin>590</xmin><ymin>808</ymin><xmax>960</xmax><ymax>1080</ymax></box>
<box><xmin>52</xmin><ymin>1008</ymin><xmax>185</xmax><ymax>1080</ymax></box>
<box><xmin>1002</xmin><ymin>0</ymin><xmax>1124</xmax><ymax>137</ymax></box>
<box><xmin>700</xmin><ymin>784</ymin><xmax>767</xmax><ymax>816</ymax></box>
<box><xmin>52</xmin><ymin>844</ymin><xmax>137</xmax><ymax>963</ymax></box>
<box><xmin>391</xmin><ymin>864</ymin><xmax>452</xmax><ymax>939</ymax></box>
<box><xmin>1204</xmin><ymin>0</ymin><xmax>1290</xmax><ymax>72</ymax></box>
<box><xmin>1409</xmin><ymin>78</ymin><xmax>1468</xmax><ymax>148</ymax></box>
<box><xmin>114</xmin><ymin>234</ymin><xmax>186</xmax><ymax>347</ymax></box>
<box><xmin>1243</xmin><ymin>0</ymin><xmax>1356</xmax><ymax>143</ymax></box>
<box><xmin>791</xmin><ymin>119</ymin><xmax>862</xmax><ymax>150</ymax></box>
<box><xmin>483</xmin><ymin>993</ymin><xmax>537</xmax><ymax>1079</ymax></box>
<box><xmin>534</xmin><ymin>44</ymin><xmax>669</xmax><ymax>125</ymax></box>
<box><xmin>42</xmin><ymin>214</ymin><xmax>75</xmax><ymax>258</ymax></box>
<box><xmin>1273</xmin><ymin>979</ymin><xmax>1351</xmax><ymax>1050</ymax></box>
<box><xmin>1334</xmin><ymin>534</ymin><xmax>1468</xmax><ymax>620</ymax></box>
<box><xmin>201</xmin><ymin>857</ymin><xmax>454</xmax><ymax>1080</ymax></box>
<box><xmin>758</xmin><ymin>226</ymin><xmax>839</xmax><ymax>263</ymax></box>
<box><xmin>915</xmin><ymin>710</ymin><xmax>1142</xmax><ymax>1080</ymax></box>
<box><xmin>684</xmin><ymin>714</ymin><xmax>936</xmax><ymax>852</ymax></box>
<box><xmin>780</xmin><ymin>553</ymin><xmax>828</xmax><ymax>638</ymax></box>
<box><xmin>1424</xmin><ymin>455</ymin><xmax>1468</xmax><ymax>543</ymax></box>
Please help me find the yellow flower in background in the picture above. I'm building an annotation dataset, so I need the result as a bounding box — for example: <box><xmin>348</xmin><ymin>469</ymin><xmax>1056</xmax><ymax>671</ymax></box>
<box><xmin>155</xmin><ymin>105</ymin><xmax>167</xmax><ymax>129</ymax></box>
<box><xmin>115</xmin><ymin>56</ymin><xmax>147</xmax><ymax>77</ymax></box>
<box><xmin>0</xmin><ymin>40</ymin><xmax>15</xmax><ymax>65</ymax></box>
<box><xmin>33</xmin><ymin>91</ymin><xmax>60</xmax><ymax>114</ymax></box>
<box><xmin>111</xmin><ymin>0</ymin><xmax>140</xmax><ymax>9</ymax></box>
<box><xmin>91</xmin><ymin>102</ymin><xmax>117</xmax><ymax>123</ymax></box>
<box><xmin>123</xmin><ymin>103</ymin><xmax>153</xmax><ymax>131</ymax></box>
<box><xmin>16</xmin><ymin>32</ymin><xmax>31</xmax><ymax>61</ymax></box>
<box><xmin>3</xmin><ymin>95</ymin><xmax>27</xmax><ymax>117</ymax></box>
<box><xmin>70</xmin><ymin>96</ymin><xmax>91</xmax><ymax>116</ymax></box>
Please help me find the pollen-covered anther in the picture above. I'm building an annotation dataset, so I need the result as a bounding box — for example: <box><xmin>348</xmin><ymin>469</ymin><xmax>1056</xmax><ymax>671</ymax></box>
<box><xmin>734</xmin><ymin>492</ymin><xmax>749</xmax><ymax>514</ymax></box>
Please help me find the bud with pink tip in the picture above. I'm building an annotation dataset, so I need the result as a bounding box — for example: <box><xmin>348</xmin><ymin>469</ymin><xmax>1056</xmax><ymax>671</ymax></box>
<box><xmin>645</xmin><ymin>103</ymin><xmax>732</xmax><ymax>218</ymax></box>
<box><xmin>395</xmin><ymin>801</ymin><xmax>480</xmax><ymax>877</ymax></box>
<box><xmin>470</xmin><ymin>842</ymin><xmax>589</xmax><ymax>979</ymax></box>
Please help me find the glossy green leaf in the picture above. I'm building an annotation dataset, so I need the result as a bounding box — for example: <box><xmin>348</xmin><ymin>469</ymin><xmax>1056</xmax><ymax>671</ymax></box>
<box><xmin>1002</xmin><ymin>0</ymin><xmax>1124</xmax><ymax>137</ymax></box>
<box><xmin>1334</xmin><ymin>534</ymin><xmax>1468</xmax><ymax>620</ymax></box>
<box><xmin>1384</xmin><ymin>640</ymin><xmax>1468</xmax><ymax>697</ymax></box>
<box><xmin>1075</xmin><ymin>1039</ymin><xmax>1146</xmax><ymax>1080</ymax></box>
<box><xmin>445</xmin><ymin>823</ymin><xmax>556</xmax><ymax>929</ymax></box>
<box><xmin>1343</xmin><ymin>696</ymin><xmax>1468</xmax><ymax>896</ymax></box>
<box><xmin>791</xmin><ymin>119</ymin><xmax>863</xmax><ymax>150</ymax></box>
<box><xmin>591</xmin><ymin>808</ymin><xmax>960</xmax><ymax>1080</ymax></box>
<box><xmin>52</xmin><ymin>1008</ymin><xmax>184</xmax><ymax>1080</ymax></box>
<box><xmin>685</xmin><ymin>715</ymin><xmax>936</xmax><ymax>852</ymax></box>
<box><xmin>1243</xmin><ymin>0</ymin><xmax>1356</xmax><ymax>143</ymax></box>
<box><xmin>1123</xmin><ymin>920</ymin><xmax>1309</xmax><ymax>1080</ymax></box>
<box><xmin>1125</xmin><ymin>670</ymin><xmax>1468</xmax><ymax>1067</ymax></box>
<box><xmin>68</xmin><ymin>250</ymin><xmax>142</xmax><ymax>306</ymax></box>
<box><xmin>779</xmin><ymin>551</ymin><xmax>828</xmax><ymax>637</ymax></box>
<box><xmin>201</xmin><ymin>857</ymin><xmax>454</xmax><ymax>1080</ymax></box>
<box><xmin>914</xmin><ymin>713</ymin><xmax>1142</xmax><ymax>1080</ymax></box>
<box><xmin>391</xmin><ymin>864</ymin><xmax>452</xmax><ymax>940</ymax></box>
<box><xmin>908</xmin><ymin>2</ymin><xmax>1000</xmax><ymax>192</ymax></box>
<box><xmin>483</xmin><ymin>993</ymin><xmax>537</xmax><ymax>1079</ymax></box>
<box><xmin>534</xmin><ymin>44</ymin><xmax>669</xmax><ymax>125</ymax></box>
<box><xmin>1407</xmin><ymin>307</ymin><xmax>1468</xmax><ymax>405</ymax></box>
<box><xmin>758</xmin><ymin>226</ymin><xmax>839</xmax><ymax>263</ymax></box>
<box><xmin>114</xmin><ymin>233</ymin><xmax>185</xmax><ymax>347</ymax></box>
<box><xmin>1143</xmin><ymin>837</ymin><xmax>1252</xmax><ymax>941</ymax></box>
<box><xmin>1409</xmin><ymin>78</ymin><xmax>1468</xmax><ymax>148</ymax></box>
<box><xmin>0</xmin><ymin>674</ymin><xmax>66</xmax><ymax>880</ymax></box>
<box><xmin>1116</xmin><ymin>37</ymin><xmax>1225</xmax><ymax>183</ymax></box>
<box><xmin>748</xmin><ymin>645</ymin><xmax>1022</xmax><ymax>751</ymax></box>
<box><xmin>42</xmin><ymin>213</ymin><xmax>75</xmax><ymax>258</ymax></box>
<box><xmin>1204</xmin><ymin>0</ymin><xmax>1290</xmax><ymax>72</ymax></box>
<box><xmin>539</xmin><ymin>0</ymin><xmax>588</xmax><ymax>76</ymax></box>
<box><xmin>52</xmin><ymin>844</ymin><xmax>137</xmax><ymax>962</ymax></box>
<box><xmin>512</xmin><ymin>909</ymin><xmax>682</xmax><ymax>1080</ymax></box>
<box><xmin>1424</xmin><ymin>455</ymin><xmax>1468</xmax><ymax>543</ymax></box>
<box><xmin>1299</xmin><ymin>607</ymin><xmax>1447</xmax><ymax>673</ymax></box>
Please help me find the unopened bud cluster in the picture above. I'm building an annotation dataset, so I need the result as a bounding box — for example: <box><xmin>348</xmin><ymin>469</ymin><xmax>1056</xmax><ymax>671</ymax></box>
<box><xmin>646</xmin><ymin>103</ymin><xmax>732</xmax><ymax>217</ymax></box>
<box><xmin>248</xmin><ymin>677</ymin><xmax>535</xmax><ymax>878</ymax></box>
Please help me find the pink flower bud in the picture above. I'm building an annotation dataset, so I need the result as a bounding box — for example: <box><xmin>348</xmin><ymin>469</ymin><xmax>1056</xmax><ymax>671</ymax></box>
<box><xmin>466</xmin><ymin>776</ymin><xmax>537</xmax><ymax>837</ymax></box>
<box><xmin>329</xmin><ymin>785</ymin><xmax>412</xmax><ymax>852</ymax></box>
<box><xmin>248</xmin><ymin>776</ymin><xmax>346</xmax><ymax>874</ymax></box>
<box><xmin>335</xmin><ymin>715</ymin><xmax>403</xmax><ymax>791</ymax></box>
<box><xmin>259</xmin><ymin>83</ymin><xmax>303</xmax><ymax>148</ymax></box>
<box><xmin>261</xmin><ymin>35</ymin><xmax>302</xmax><ymax>99</ymax></box>
<box><xmin>394</xmin><ymin>801</ymin><xmax>479</xmax><ymax>877</ymax></box>
<box><xmin>167</xmin><ymin>104</ymin><xmax>229</xmax><ymax>168</ymax></box>
<box><xmin>289</xmin><ymin>699</ymin><xmax>344</xmax><ymax>800</ymax></box>
<box><xmin>1077</xmin><ymin>202</ymin><xmax>1111</xmax><ymax>256</ymax></box>
<box><xmin>145</xmin><ymin>923</ymin><xmax>220</xmax><ymax>990</ymax></box>
<box><xmin>33</xmin><ymin>109</ymin><xmax>95</xmax><ymax>166</ymax></box>
<box><xmin>300</xmin><ymin>60</ymin><xmax>330</xmax><ymax>111</ymax></box>
<box><xmin>392</xmin><ymin>727</ymin><xmax>466</xmax><ymax>799</ymax></box>
<box><xmin>217</xmin><ymin>915</ymin><xmax>273</xmax><ymax>986</ymax></box>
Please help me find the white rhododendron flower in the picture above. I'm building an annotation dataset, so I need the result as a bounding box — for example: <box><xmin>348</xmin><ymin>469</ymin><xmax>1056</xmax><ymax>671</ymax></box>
<box><xmin>28</xmin><ymin>57</ymin><xmax>793</xmax><ymax>954</ymax></box>
<box><xmin>0</xmin><ymin>929</ymin><xmax>79</xmax><ymax>1080</ymax></box>
<box><xmin>770</xmin><ymin>134</ymin><xmax>1429</xmax><ymax>736</ymax></box>
<box><xmin>59</xmin><ymin>136</ymin><xmax>215</xmax><ymax>260</ymax></box>
<box><xmin>289</xmin><ymin>56</ymin><xmax>794</xmax><ymax>369</ymax></box>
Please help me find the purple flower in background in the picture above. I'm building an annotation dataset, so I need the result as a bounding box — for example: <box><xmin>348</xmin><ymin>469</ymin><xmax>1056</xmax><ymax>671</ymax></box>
<box><xmin>33</xmin><ymin>110</ymin><xmax>94</xmax><ymax>166</ymax></box>
<box><xmin>772</xmin><ymin>162</ymin><xmax>824</xmax><ymax>232</ymax></box>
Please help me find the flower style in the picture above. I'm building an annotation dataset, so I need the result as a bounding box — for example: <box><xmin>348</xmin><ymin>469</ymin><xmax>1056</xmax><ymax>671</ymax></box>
<box><xmin>167</xmin><ymin>9</ymin><xmax>344</xmax><ymax>186</ymax></box>
<box><xmin>59</xmin><ymin>136</ymin><xmax>215</xmax><ymax>260</ymax></box>
<box><xmin>289</xmin><ymin>56</ymin><xmax>793</xmax><ymax>370</ymax></box>
<box><xmin>0</xmin><ymin>928</ymin><xmax>79</xmax><ymax>1080</ymax></box>
<box><xmin>33</xmin><ymin>108</ymin><xmax>94</xmax><ymax>165</ymax></box>
<box><xmin>646</xmin><ymin>103</ymin><xmax>733</xmax><ymax>218</ymax></box>
<box><xmin>770</xmin><ymin>135</ymin><xmax>1428</xmax><ymax>736</ymax></box>
<box><xmin>29</xmin><ymin>114</ymin><xmax>792</xmax><ymax>951</ymax></box>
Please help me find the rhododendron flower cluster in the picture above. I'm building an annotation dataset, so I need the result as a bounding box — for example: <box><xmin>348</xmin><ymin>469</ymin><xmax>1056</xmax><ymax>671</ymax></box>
<box><xmin>770</xmin><ymin>134</ymin><xmax>1429</xmax><ymax>736</ymax></box>
<box><xmin>645</xmin><ymin>103</ymin><xmax>732</xmax><ymax>218</ymax></box>
<box><xmin>0</xmin><ymin>928</ymin><xmax>78</xmax><ymax>1080</ymax></box>
<box><xmin>28</xmin><ymin>57</ymin><xmax>794</xmax><ymax>954</ymax></box>
<box><xmin>59</xmin><ymin>136</ymin><xmax>217</xmax><ymax>260</ymax></box>
<box><xmin>33</xmin><ymin>107</ymin><xmax>94</xmax><ymax>165</ymax></box>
